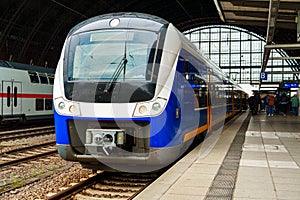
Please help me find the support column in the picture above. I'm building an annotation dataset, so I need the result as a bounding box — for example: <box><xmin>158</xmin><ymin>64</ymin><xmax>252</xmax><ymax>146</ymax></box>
<box><xmin>297</xmin><ymin>10</ymin><xmax>300</xmax><ymax>42</ymax></box>
<box><xmin>297</xmin><ymin>88</ymin><xmax>300</xmax><ymax>116</ymax></box>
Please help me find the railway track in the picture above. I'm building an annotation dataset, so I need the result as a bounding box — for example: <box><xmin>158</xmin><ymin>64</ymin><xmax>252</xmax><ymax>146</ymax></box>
<box><xmin>0</xmin><ymin>119</ymin><xmax>53</xmax><ymax>131</ymax></box>
<box><xmin>47</xmin><ymin>172</ymin><xmax>160</xmax><ymax>200</ymax></box>
<box><xmin>0</xmin><ymin>125</ymin><xmax>54</xmax><ymax>142</ymax></box>
<box><xmin>0</xmin><ymin>142</ymin><xmax>57</xmax><ymax>168</ymax></box>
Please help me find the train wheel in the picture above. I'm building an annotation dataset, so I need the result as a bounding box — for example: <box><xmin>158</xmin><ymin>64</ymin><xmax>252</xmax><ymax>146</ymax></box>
<box><xmin>19</xmin><ymin>115</ymin><xmax>27</xmax><ymax>124</ymax></box>
<box><xmin>194</xmin><ymin>131</ymin><xmax>207</xmax><ymax>144</ymax></box>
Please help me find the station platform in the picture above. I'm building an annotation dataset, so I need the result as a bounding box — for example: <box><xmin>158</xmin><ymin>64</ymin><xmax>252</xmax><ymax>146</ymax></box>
<box><xmin>134</xmin><ymin>111</ymin><xmax>300</xmax><ymax>200</ymax></box>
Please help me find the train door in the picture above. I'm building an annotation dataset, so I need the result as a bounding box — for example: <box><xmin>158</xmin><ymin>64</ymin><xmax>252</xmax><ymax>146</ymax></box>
<box><xmin>2</xmin><ymin>81</ymin><xmax>22</xmax><ymax>116</ymax></box>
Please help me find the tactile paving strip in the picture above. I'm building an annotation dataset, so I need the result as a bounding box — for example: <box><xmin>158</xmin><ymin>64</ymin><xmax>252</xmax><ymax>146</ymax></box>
<box><xmin>204</xmin><ymin>114</ymin><xmax>251</xmax><ymax>200</ymax></box>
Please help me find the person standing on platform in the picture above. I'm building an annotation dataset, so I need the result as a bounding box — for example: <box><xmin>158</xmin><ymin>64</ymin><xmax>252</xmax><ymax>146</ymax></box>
<box><xmin>249</xmin><ymin>95</ymin><xmax>255</xmax><ymax>114</ymax></box>
<box><xmin>261</xmin><ymin>96</ymin><xmax>266</xmax><ymax>111</ymax></box>
<box><xmin>267</xmin><ymin>93</ymin><xmax>275</xmax><ymax>116</ymax></box>
<box><xmin>275</xmin><ymin>94</ymin><xmax>280</xmax><ymax>114</ymax></box>
<box><xmin>291</xmin><ymin>94</ymin><xmax>299</xmax><ymax>116</ymax></box>
<box><xmin>280</xmin><ymin>93</ymin><xmax>289</xmax><ymax>117</ymax></box>
<box><xmin>252</xmin><ymin>93</ymin><xmax>260</xmax><ymax>115</ymax></box>
<box><xmin>242</xmin><ymin>94</ymin><xmax>248</xmax><ymax>110</ymax></box>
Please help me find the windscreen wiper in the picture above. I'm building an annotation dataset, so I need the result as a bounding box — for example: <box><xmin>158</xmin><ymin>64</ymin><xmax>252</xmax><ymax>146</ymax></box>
<box><xmin>103</xmin><ymin>55</ymin><xmax>127</xmax><ymax>93</ymax></box>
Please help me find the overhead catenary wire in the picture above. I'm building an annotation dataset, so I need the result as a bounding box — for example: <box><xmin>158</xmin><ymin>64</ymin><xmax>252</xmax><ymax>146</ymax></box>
<box><xmin>49</xmin><ymin>0</ymin><xmax>88</xmax><ymax>18</ymax></box>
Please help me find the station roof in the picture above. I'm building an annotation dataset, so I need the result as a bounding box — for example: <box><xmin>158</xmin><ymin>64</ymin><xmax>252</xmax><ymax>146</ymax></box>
<box><xmin>0</xmin><ymin>0</ymin><xmax>299</xmax><ymax>71</ymax></box>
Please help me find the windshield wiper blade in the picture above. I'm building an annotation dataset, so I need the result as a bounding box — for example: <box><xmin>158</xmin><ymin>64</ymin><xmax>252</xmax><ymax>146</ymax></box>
<box><xmin>104</xmin><ymin>40</ymin><xmax>128</xmax><ymax>93</ymax></box>
<box><xmin>103</xmin><ymin>56</ymin><xmax>127</xmax><ymax>93</ymax></box>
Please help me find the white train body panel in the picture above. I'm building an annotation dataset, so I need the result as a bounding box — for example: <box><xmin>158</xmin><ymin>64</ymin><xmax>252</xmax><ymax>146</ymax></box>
<box><xmin>0</xmin><ymin>61</ymin><xmax>54</xmax><ymax>122</ymax></box>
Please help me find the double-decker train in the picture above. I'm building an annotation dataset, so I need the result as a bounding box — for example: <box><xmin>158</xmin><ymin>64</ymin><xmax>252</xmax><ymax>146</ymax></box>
<box><xmin>0</xmin><ymin>60</ymin><xmax>55</xmax><ymax>123</ymax></box>
<box><xmin>54</xmin><ymin>13</ymin><xmax>245</xmax><ymax>172</ymax></box>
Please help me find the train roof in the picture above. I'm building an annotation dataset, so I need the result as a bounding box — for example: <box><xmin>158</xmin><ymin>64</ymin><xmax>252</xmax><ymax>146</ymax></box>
<box><xmin>0</xmin><ymin>60</ymin><xmax>55</xmax><ymax>74</ymax></box>
<box><xmin>68</xmin><ymin>12</ymin><xmax>169</xmax><ymax>36</ymax></box>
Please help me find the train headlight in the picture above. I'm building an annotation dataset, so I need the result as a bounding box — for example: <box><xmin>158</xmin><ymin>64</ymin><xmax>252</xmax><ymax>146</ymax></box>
<box><xmin>152</xmin><ymin>102</ymin><xmax>161</xmax><ymax>111</ymax></box>
<box><xmin>109</xmin><ymin>18</ymin><xmax>120</xmax><ymax>27</ymax></box>
<box><xmin>54</xmin><ymin>97</ymin><xmax>81</xmax><ymax>116</ymax></box>
<box><xmin>69</xmin><ymin>105</ymin><xmax>75</xmax><ymax>114</ymax></box>
<box><xmin>133</xmin><ymin>98</ymin><xmax>166</xmax><ymax>117</ymax></box>
<box><xmin>150</xmin><ymin>99</ymin><xmax>166</xmax><ymax>115</ymax></box>
<box><xmin>86</xmin><ymin>131</ymin><xmax>92</xmax><ymax>144</ymax></box>
<box><xmin>117</xmin><ymin>131</ymin><xmax>125</xmax><ymax>145</ymax></box>
<box><xmin>58</xmin><ymin>102</ymin><xmax>66</xmax><ymax>110</ymax></box>
<box><xmin>139</xmin><ymin>105</ymin><xmax>148</xmax><ymax>115</ymax></box>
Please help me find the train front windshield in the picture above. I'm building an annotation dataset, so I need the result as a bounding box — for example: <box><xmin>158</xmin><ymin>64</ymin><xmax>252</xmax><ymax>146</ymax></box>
<box><xmin>64</xmin><ymin>29</ymin><xmax>161</xmax><ymax>103</ymax></box>
<box><xmin>68</xmin><ymin>30</ymin><xmax>157</xmax><ymax>81</ymax></box>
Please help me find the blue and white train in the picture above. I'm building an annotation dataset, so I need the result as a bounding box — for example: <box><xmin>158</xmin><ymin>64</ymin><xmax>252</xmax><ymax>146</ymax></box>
<box><xmin>54</xmin><ymin>13</ymin><xmax>245</xmax><ymax>172</ymax></box>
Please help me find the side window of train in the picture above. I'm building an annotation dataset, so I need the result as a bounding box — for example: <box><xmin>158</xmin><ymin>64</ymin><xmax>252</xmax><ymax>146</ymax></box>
<box><xmin>7</xmin><ymin>86</ymin><xmax>11</xmax><ymax>107</ymax></box>
<box><xmin>45</xmin><ymin>99</ymin><xmax>53</xmax><ymax>110</ymax></box>
<box><xmin>184</xmin><ymin>59</ymin><xmax>189</xmax><ymax>80</ymax></box>
<box><xmin>234</xmin><ymin>91</ymin><xmax>241</xmax><ymax>109</ymax></box>
<box><xmin>192</xmin><ymin>74</ymin><xmax>207</xmax><ymax>108</ymax></box>
<box><xmin>226</xmin><ymin>87</ymin><xmax>233</xmax><ymax>104</ymax></box>
<box><xmin>39</xmin><ymin>73</ymin><xmax>48</xmax><ymax>84</ymax></box>
<box><xmin>28</xmin><ymin>71</ymin><xmax>39</xmax><ymax>83</ymax></box>
<box><xmin>198</xmin><ymin>79</ymin><xmax>207</xmax><ymax>108</ymax></box>
<box><xmin>184</xmin><ymin>60</ymin><xmax>207</xmax><ymax>108</ymax></box>
<box><xmin>210</xmin><ymin>84</ymin><xmax>218</xmax><ymax>105</ymax></box>
<box><xmin>214</xmin><ymin>85</ymin><xmax>226</xmax><ymax>105</ymax></box>
<box><xmin>14</xmin><ymin>86</ymin><xmax>18</xmax><ymax>107</ymax></box>
<box><xmin>36</xmin><ymin>99</ymin><xmax>44</xmax><ymax>111</ymax></box>
<box><xmin>47</xmin><ymin>74</ymin><xmax>54</xmax><ymax>85</ymax></box>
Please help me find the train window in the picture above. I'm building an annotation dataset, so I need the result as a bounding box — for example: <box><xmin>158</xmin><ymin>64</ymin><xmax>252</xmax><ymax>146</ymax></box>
<box><xmin>14</xmin><ymin>87</ymin><xmax>18</xmax><ymax>107</ymax></box>
<box><xmin>199</xmin><ymin>86</ymin><xmax>207</xmax><ymax>108</ymax></box>
<box><xmin>193</xmin><ymin>75</ymin><xmax>207</xmax><ymax>108</ymax></box>
<box><xmin>47</xmin><ymin>74</ymin><xmax>54</xmax><ymax>85</ymax></box>
<box><xmin>45</xmin><ymin>99</ymin><xmax>53</xmax><ymax>110</ymax></box>
<box><xmin>234</xmin><ymin>91</ymin><xmax>241</xmax><ymax>110</ymax></box>
<box><xmin>184</xmin><ymin>59</ymin><xmax>189</xmax><ymax>80</ymax></box>
<box><xmin>7</xmin><ymin>86</ymin><xmax>11</xmax><ymax>107</ymax></box>
<box><xmin>226</xmin><ymin>88</ymin><xmax>233</xmax><ymax>104</ymax></box>
<box><xmin>67</xmin><ymin>30</ymin><xmax>158</xmax><ymax>82</ymax></box>
<box><xmin>28</xmin><ymin>71</ymin><xmax>39</xmax><ymax>83</ymax></box>
<box><xmin>39</xmin><ymin>73</ymin><xmax>48</xmax><ymax>84</ymax></box>
<box><xmin>36</xmin><ymin>99</ymin><xmax>44</xmax><ymax>111</ymax></box>
<box><xmin>212</xmin><ymin>85</ymin><xmax>226</xmax><ymax>106</ymax></box>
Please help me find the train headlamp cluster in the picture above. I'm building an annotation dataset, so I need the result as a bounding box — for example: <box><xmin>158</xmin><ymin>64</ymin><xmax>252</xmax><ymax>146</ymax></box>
<box><xmin>85</xmin><ymin>129</ymin><xmax>124</xmax><ymax>156</ymax></box>
<box><xmin>54</xmin><ymin>97</ymin><xmax>81</xmax><ymax>116</ymax></box>
<box><xmin>133</xmin><ymin>98</ymin><xmax>167</xmax><ymax>117</ymax></box>
<box><xmin>85</xmin><ymin>129</ymin><xmax>125</xmax><ymax>146</ymax></box>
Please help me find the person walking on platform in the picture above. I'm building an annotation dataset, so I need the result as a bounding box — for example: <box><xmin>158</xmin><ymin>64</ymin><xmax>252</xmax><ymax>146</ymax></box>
<box><xmin>267</xmin><ymin>93</ymin><xmax>275</xmax><ymax>116</ymax></box>
<box><xmin>280</xmin><ymin>93</ymin><xmax>289</xmax><ymax>117</ymax></box>
<box><xmin>291</xmin><ymin>94</ymin><xmax>299</xmax><ymax>116</ymax></box>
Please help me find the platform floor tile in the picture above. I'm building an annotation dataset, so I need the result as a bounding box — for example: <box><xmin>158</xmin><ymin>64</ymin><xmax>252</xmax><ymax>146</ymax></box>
<box><xmin>234</xmin><ymin>113</ymin><xmax>300</xmax><ymax>200</ymax></box>
<box><xmin>134</xmin><ymin>112</ymin><xmax>249</xmax><ymax>200</ymax></box>
<box><xmin>134</xmin><ymin>112</ymin><xmax>300</xmax><ymax>200</ymax></box>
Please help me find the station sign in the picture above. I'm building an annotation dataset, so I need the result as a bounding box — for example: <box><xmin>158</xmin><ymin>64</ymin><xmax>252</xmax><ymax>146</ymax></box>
<box><xmin>283</xmin><ymin>83</ymin><xmax>299</xmax><ymax>88</ymax></box>
<box><xmin>260</xmin><ymin>72</ymin><xmax>268</xmax><ymax>80</ymax></box>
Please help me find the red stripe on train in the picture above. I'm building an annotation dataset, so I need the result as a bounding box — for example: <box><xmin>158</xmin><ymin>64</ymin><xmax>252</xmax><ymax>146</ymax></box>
<box><xmin>1</xmin><ymin>93</ymin><xmax>53</xmax><ymax>99</ymax></box>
